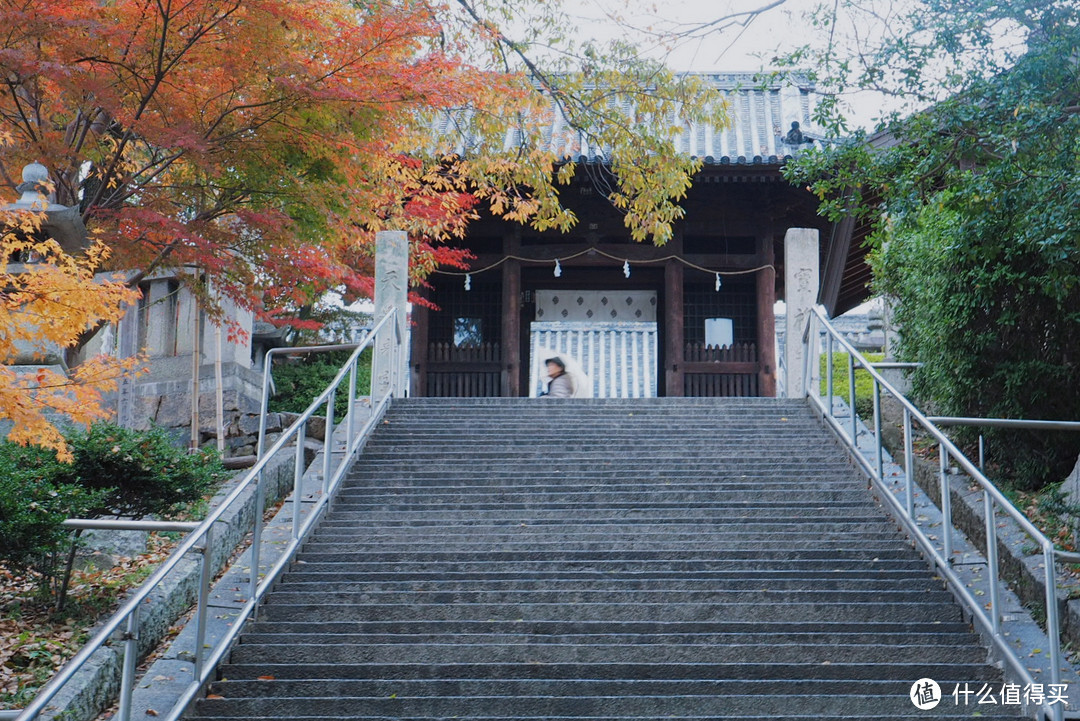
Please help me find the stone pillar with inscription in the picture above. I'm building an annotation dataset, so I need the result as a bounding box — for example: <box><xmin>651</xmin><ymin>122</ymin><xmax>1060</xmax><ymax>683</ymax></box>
<box><xmin>783</xmin><ymin>228</ymin><xmax>820</xmax><ymax>399</ymax></box>
<box><xmin>372</xmin><ymin>230</ymin><xmax>409</xmax><ymax>401</ymax></box>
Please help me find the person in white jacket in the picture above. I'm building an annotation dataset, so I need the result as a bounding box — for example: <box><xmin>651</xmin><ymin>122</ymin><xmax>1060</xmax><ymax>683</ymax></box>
<box><xmin>541</xmin><ymin>357</ymin><xmax>574</xmax><ymax>398</ymax></box>
<box><xmin>538</xmin><ymin>353</ymin><xmax>591</xmax><ymax>398</ymax></box>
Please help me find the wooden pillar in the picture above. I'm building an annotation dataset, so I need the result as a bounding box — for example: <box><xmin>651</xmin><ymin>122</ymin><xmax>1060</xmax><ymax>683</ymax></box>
<box><xmin>501</xmin><ymin>259</ymin><xmax>521</xmax><ymax>397</ymax></box>
<box><xmin>409</xmin><ymin>294</ymin><xmax>429</xmax><ymax>397</ymax></box>
<box><xmin>756</xmin><ymin>265</ymin><xmax>777</xmax><ymax>398</ymax></box>
<box><xmin>664</xmin><ymin>259</ymin><xmax>684</xmax><ymax>396</ymax></box>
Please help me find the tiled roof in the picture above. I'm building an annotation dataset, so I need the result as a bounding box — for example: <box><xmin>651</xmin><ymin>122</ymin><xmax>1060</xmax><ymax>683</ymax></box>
<box><xmin>435</xmin><ymin>72</ymin><xmax>825</xmax><ymax>166</ymax></box>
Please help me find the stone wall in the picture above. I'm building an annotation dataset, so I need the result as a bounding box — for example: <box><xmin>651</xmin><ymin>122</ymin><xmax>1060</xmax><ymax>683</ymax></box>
<box><xmin>130</xmin><ymin>360</ymin><xmax>269</xmax><ymax>456</ymax></box>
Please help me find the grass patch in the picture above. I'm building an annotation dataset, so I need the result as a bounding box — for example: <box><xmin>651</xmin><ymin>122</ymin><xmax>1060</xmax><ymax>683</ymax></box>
<box><xmin>820</xmin><ymin>352</ymin><xmax>885</xmax><ymax>419</ymax></box>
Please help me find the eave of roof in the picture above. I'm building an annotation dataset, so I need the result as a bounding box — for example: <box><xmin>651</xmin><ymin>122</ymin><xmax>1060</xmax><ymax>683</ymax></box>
<box><xmin>435</xmin><ymin>72</ymin><xmax>830</xmax><ymax>167</ymax></box>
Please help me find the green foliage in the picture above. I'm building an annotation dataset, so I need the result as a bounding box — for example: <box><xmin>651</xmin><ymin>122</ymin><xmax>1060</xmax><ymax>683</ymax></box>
<box><xmin>783</xmin><ymin>1</ymin><xmax>1080</xmax><ymax>490</ymax></box>
<box><xmin>269</xmin><ymin>348</ymin><xmax>372</xmax><ymax>415</ymax></box>
<box><xmin>54</xmin><ymin>424</ymin><xmax>225</xmax><ymax>518</ymax></box>
<box><xmin>820</xmin><ymin>352</ymin><xmax>884</xmax><ymax>419</ymax></box>
<box><xmin>0</xmin><ymin>449</ymin><xmax>105</xmax><ymax>583</ymax></box>
<box><xmin>0</xmin><ymin>423</ymin><xmax>225</xmax><ymax>587</ymax></box>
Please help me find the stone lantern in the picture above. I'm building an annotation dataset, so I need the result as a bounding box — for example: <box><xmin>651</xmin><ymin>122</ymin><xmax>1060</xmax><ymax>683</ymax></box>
<box><xmin>2</xmin><ymin>161</ymin><xmax>88</xmax><ymax>257</ymax></box>
<box><xmin>1</xmin><ymin>162</ymin><xmax>88</xmax><ymax>366</ymax></box>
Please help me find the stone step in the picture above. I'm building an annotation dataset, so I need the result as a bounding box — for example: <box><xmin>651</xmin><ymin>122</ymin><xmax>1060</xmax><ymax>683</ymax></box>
<box><xmin>304</xmin><ymin>511</ymin><xmax>898</xmax><ymax>525</ymax></box>
<box><xmin>297</xmin><ymin>540</ymin><xmax>908</xmax><ymax>554</ymax></box>
<box><xmin>277</xmin><ymin>569</ymin><xmax>939</xmax><ymax>583</ymax></box>
<box><xmin>185</xmin><ymin>398</ymin><xmax>1009</xmax><ymax>721</ymax></box>
<box><xmin>188</xmin><ymin>716</ymin><xmax>1025</xmax><ymax>721</ymax></box>
<box><xmin>315</xmin><ymin>512</ymin><xmax>894</xmax><ymax>524</ymax></box>
<box><xmin>347</xmin><ymin>457</ymin><xmax>855</xmax><ymax>467</ymax></box>
<box><xmin>237</xmin><ymin>629</ymin><xmax>969</xmax><ymax>647</ymax></box>
<box><xmin>275</xmin><ymin>577</ymin><xmax>943</xmax><ymax>593</ymax></box>
<box><xmin>334</xmin><ymin>480</ymin><xmax>869</xmax><ymax>494</ymax></box>
<box><xmin>327</xmin><ymin>493</ymin><xmax>879</xmax><ymax>507</ymax></box>
<box><xmin>362</xmin><ymin>435</ymin><xmax>831</xmax><ymax>446</ymax></box>
<box><xmin>258</xmin><ymin>600</ymin><xmax>962</xmax><ymax>624</ymax></box>
<box><xmin>317</xmin><ymin>511</ymin><xmax>894</xmax><ymax>524</ymax></box>
<box><xmin>241</xmin><ymin>619</ymin><xmax>971</xmax><ymax>636</ymax></box>
<box><xmin>190</xmin><ymin>693</ymin><xmax>1019</xmax><ymax>717</ymax></box>
<box><xmin>263</xmin><ymin>588</ymin><xmax>957</xmax><ymax>607</ymax></box>
<box><xmin>227</xmin><ymin>641</ymin><xmax>980</xmax><ymax>665</ymax></box>
<box><xmin>292</xmin><ymin>549</ymin><xmax>921</xmax><ymax>564</ymax></box>
<box><xmin>287</xmin><ymin>558</ymin><xmax>932</xmax><ymax>573</ymax></box>
<box><xmin>312</xmin><ymin>515</ymin><xmax>895</xmax><ymax>527</ymax></box>
<box><xmin>215</xmin><ymin>658</ymin><xmax>985</xmax><ymax>682</ymax></box>
<box><xmin>200</xmin><ymin>678</ymin><xmax>961</xmax><ymax>700</ymax></box>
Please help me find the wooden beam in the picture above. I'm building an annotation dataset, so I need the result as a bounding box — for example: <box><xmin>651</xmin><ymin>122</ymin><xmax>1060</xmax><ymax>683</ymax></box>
<box><xmin>409</xmin><ymin>293</ymin><xmax>429</xmax><ymax>397</ymax></box>
<box><xmin>683</xmin><ymin>362</ymin><xmax>759</xmax><ymax>374</ymax></box>
<box><xmin>756</xmin><ymin>236</ymin><xmax>777</xmax><ymax>397</ymax></box>
<box><xmin>501</xmin><ymin>259</ymin><xmax>521</xmax><ymax>397</ymax></box>
<box><xmin>464</xmin><ymin>252</ymin><xmax>767</xmax><ymax>273</ymax></box>
<box><xmin>664</xmin><ymin>260</ymin><xmax>684</xmax><ymax>396</ymax></box>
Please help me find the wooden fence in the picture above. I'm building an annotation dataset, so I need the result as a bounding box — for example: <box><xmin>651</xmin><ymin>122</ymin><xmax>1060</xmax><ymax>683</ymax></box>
<box><xmin>682</xmin><ymin>341</ymin><xmax>759</xmax><ymax>397</ymax></box>
<box><xmin>425</xmin><ymin>342</ymin><xmax>502</xmax><ymax>397</ymax></box>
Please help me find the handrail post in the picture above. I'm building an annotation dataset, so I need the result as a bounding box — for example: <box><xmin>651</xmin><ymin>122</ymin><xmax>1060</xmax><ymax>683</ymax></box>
<box><xmin>801</xmin><ymin>312</ymin><xmax>813</xmax><ymax>399</ymax></box>
<box><xmin>978</xmin><ymin>435</ymin><xmax>985</xmax><ymax>472</ymax></box>
<box><xmin>293</xmin><ymin>423</ymin><xmax>307</xmax><ymax>539</ymax></box>
<box><xmin>193</xmin><ymin>524</ymin><xmax>215</xmax><ymax>680</ymax></box>
<box><xmin>257</xmin><ymin>359</ymin><xmax>273</xmax><ymax>460</ymax></box>
<box><xmin>1044</xmin><ymin>544</ymin><xmax>1064</xmax><ymax>721</ymax></box>
<box><xmin>248</xmin><ymin>470</ymin><xmax>265</xmax><ymax>613</ymax></box>
<box><xmin>322</xmin><ymin>389</ymin><xmax>336</xmax><ymax>495</ymax></box>
<box><xmin>939</xmin><ymin>443</ymin><xmax>953</xmax><ymax>562</ymax></box>
<box><xmin>872</xmin><ymin>378</ymin><xmax>883</xmax><ymax>482</ymax></box>
<box><xmin>984</xmin><ymin>491</ymin><xmax>1001</xmax><ymax>634</ymax></box>
<box><xmin>847</xmin><ymin>352</ymin><xmax>857</xmax><ymax>443</ymax></box>
<box><xmin>117</xmin><ymin>608</ymin><xmax>139</xmax><ymax>721</ymax></box>
<box><xmin>826</xmin><ymin>331</ymin><xmax>834</xmax><ymax>416</ymax></box>
<box><xmin>346</xmin><ymin>359</ymin><xmax>358</xmax><ymax>453</ymax></box>
<box><xmin>903</xmin><ymin>408</ymin><xmax>915</xmax><ymax>517</ymax></box>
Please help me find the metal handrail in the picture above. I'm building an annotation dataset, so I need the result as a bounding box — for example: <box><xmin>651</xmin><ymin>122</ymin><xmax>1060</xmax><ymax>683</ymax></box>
<box><xmin>928</xmin><ymin>417</ymin><xmax>1080</xmax><ymax>432</ymax></box>
<box><xmin>802</xmin><ymin>305</ymin><xmax>1066</xmax><ymax>721</ymax></box>
<box><xmin>62</xmin><ymin>519</ymin><xmax>202</xmax><ymax>533</ymax></box>
<box><xmin>15</xmin><ymin>307</ymin><xmax>406</xmax><ymax>721</ymax></box>
<box><xmin>926</xmin><ymin>418</ymin><xmax>1080</xmax><ymax>474</ymax></box>
<box><xmin>256</xmin><ymin>341</ymin><xmax>366</xmax><ymax>460</ymax></box>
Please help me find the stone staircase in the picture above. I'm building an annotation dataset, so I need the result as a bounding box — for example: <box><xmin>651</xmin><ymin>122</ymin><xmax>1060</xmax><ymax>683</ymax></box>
<box><xmin>187</xmin><ymin>397</ymin><xmax>1025</xmax><ymax>720</ymax></box>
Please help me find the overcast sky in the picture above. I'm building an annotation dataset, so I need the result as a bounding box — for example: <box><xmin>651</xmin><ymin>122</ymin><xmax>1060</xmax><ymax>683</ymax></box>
<box><xmin>566</xmin><ymin>0</ymin><xmax>897</xmax><ymax>130</ymax></box>
<box><xmin>571</xmin><ymin>0</ymin><xmax>820</xmax><ymax>71</ymax></box>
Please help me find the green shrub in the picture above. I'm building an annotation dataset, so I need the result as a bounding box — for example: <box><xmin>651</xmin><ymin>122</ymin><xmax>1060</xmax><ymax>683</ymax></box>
<box><xmin>0</xmin><ymin>423</ymin><xmax>226</xmax><ymax>593</ymax></box>
<box><xmin>0</xmin><ymin>448</ymin><xmax>105</xmax><ymax>584</ymax></box>
<box><xmin>54</xmin><ymin>423</ymin><xmax>225</xmax><ymax>518</ymax></box>
<box><xmin>269</xmin><ymin>348</ymin><xmax>372</xmax><ymax>416</ymax></box>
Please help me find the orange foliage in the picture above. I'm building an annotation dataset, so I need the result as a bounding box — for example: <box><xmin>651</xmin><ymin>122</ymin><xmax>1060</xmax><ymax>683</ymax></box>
<box><xmin>0</xmin><ymin>0</ymin><xmax>724</xmax><ymax>451</ymax></box>
<box><xmin>0</xmin><ymin>206</ymin><xmax>140</xmax><ymax>460</ymax></box>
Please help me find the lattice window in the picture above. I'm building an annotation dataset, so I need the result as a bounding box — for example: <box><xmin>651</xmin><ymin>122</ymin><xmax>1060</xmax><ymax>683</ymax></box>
<box><xmin>428</xmin><ymin>281</ymin><xmax>501</xmax><ymax>346</ymax></box>
<box><xmin>684</xmin><ymin>279</ymin><xmax>756</xmax><ymax>347</ymax></box>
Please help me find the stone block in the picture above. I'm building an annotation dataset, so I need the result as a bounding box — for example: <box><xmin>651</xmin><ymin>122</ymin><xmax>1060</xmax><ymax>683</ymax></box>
<box><xmin>239</xmin><ymin>412</ymin><xmax>278</xmax><ymax>436</ymax></box>
<box><xmin>154</xmin><ymin>392</ymin><xmax>191</xmax><ymax>429</ymax></box>
<box><xmin>274</xmin><ymin>411</ymin><xmax>324</xmax><ymax>441</ymax></box>
<box><xmin>304</xmin><ymin>438</ymin><xmax>323</xmax><ymax>468</ymax></box>
<box><xmin>75</xmin><ymin>527</ymin><xmax>149</xmax><ymax>570</ymax></box>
